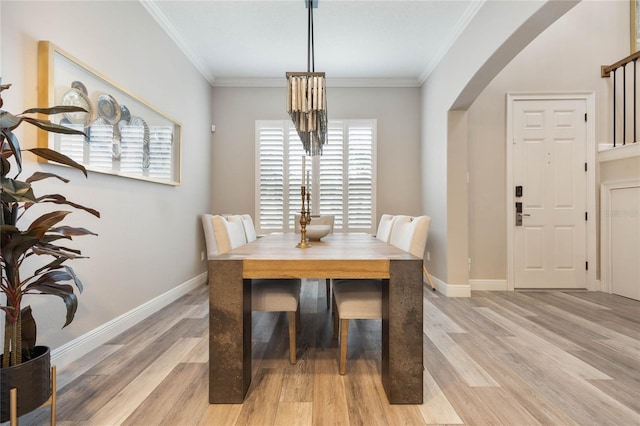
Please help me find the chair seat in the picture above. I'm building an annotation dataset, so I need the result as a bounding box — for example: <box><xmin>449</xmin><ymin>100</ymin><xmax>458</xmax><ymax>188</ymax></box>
<box><xmin>333</xmin><ymin>279</ymin><xmax>382</xmax><ymax>319</ymax></box>
<box><xmin>252</xmin><ymin>279</ymin><xmax>301</xmax><ymax>312</ymax></box>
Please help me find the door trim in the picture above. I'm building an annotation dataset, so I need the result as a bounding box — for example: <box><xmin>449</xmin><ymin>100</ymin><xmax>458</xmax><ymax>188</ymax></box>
<box><xmin>506</xmin><ymin>92</ymin><xmax>596</xmax><ymax>291</ymax></box>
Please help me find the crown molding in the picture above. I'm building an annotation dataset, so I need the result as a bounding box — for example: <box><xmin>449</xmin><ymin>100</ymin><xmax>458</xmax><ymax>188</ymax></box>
<box><xmin>418</xmin><ymin>0</ymin><xmax>485</xmax><ymax>84</ymax></box>
<box><xmin>140</xmin><ymin>0</ymin><xmax>217</xmax><ymax>86</ymax></box>
<box><xmin>212</xmin><ymin>77</ymin><xmax>422</xmax><ymax>88</ymax></box>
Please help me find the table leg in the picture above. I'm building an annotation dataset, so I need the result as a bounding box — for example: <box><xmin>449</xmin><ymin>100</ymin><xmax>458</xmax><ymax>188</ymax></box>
<box><xmin>382</xmin><ymin>259</ymin><xmax>423</xmax><ymax>404</ymax></box>
<box><xmin>209</xmin><ymin>259</ymin><xmax>251</xmax><ymax>403</ymax></box>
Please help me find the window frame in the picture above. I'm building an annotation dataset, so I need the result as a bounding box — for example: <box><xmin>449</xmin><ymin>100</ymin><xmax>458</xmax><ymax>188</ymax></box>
<box><xmin>255</xmin><ymin>119</ymin><xmax>377</xmax><ymax>235</ymax></box>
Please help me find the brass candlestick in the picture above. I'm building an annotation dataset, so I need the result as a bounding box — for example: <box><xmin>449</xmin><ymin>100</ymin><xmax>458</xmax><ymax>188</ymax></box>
<box><xmin>296</xmin><ymin>185</ymin><xmax>312</xmax><ymax>248</ymax></box>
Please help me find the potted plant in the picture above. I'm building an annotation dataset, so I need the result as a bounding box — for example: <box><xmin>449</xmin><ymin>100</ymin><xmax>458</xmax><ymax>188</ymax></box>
<box><xmin>0</xmin><ymin>82</ymin><xmax>99</xmax><ymax>421</ymax></box>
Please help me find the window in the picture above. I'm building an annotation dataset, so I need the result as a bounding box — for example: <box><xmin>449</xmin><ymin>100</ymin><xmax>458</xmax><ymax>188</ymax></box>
<box><xmin>256</xmin><ymin>119</ymin><xmax>376</xmax><ymax>234</ymax></box>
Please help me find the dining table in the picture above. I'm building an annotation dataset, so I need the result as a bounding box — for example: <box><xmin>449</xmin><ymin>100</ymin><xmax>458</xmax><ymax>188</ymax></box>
<box><xmin>208</xmin><ymin>232</ymin><xmax>423</xmax><ymax>404</ymax></box>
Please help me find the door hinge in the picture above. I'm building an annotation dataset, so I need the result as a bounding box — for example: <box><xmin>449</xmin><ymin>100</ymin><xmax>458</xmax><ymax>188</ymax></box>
<box><xmin>585</xmin><ymin>162</ymin><xmax>588</xmax><ymax>172</ymax></box>
<box><xmin>585</xmin><ymin>212</ymin><xmax>588</xmax><ymax>220</ymax></box>
<box><xmin>584</xmin><ymin>113</ymin><xmax>587</xmax><ymax>122</ymax></box>
<box><xmin>586</xmin><ymin>261</ymin><xmax>589</xmax><ymax>270</ymax></box>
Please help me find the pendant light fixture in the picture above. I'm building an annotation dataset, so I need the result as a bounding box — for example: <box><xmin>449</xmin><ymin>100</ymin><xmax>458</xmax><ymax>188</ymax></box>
<box><xmin>286</xmin><ymin>0</ymin><xmax>327</xmax><ymax>156</ymax></box>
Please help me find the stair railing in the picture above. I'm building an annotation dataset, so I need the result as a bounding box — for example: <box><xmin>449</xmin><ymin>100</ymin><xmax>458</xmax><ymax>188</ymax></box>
<box><xmin>602</xmin><ymin>51</ymin><xmax>640</xmax><ymax>147</ymax></box>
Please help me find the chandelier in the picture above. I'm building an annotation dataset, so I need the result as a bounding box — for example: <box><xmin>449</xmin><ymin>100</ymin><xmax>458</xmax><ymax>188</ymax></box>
<box><xmin>286</xmin><ymin>0</ymin><xmax>327</xmax><ymax>156</ymax></box>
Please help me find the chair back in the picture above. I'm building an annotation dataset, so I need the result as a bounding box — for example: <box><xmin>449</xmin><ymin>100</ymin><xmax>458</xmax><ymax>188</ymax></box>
<box><xmin>376</xmin><ymin>214</ymin><xmax>396</xmax><ymax>242</ymax></box>
<box><xmin>212</xmin><ymin>215</ymin><xmax>247</xmax><ymax>253</ymax></box>
<box><xmin>201</xmin><ymin>214</ymin><xmax>219</xmax><ymax>258</ymax></box>
<box><xmin>240</xmin><ymin>214</ymin><xmax>257</xmax><ymax>242</ymax></box>
<box><xmin>389</xmin><ymin>215</ymin><xmax>431</xmax><ymax>258</ymax></box>
<box><xmin>294</xmin><ymin>214</ymin><xmax>335</xmax><ymax>233</ymax></box>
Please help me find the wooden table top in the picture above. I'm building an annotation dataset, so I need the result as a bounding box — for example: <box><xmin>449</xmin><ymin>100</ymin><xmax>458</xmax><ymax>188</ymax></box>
<box><xmin>213</xmin><ymin>233</ymin><xmax>419</xmax><ymax>279</ymax></box>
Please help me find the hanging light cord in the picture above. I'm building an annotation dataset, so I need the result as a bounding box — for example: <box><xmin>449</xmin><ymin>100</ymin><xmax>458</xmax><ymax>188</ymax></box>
<box><xmin>307</xmin><ymin>0</ymin><xmax>315</xmax><ymax>73</ymax></box>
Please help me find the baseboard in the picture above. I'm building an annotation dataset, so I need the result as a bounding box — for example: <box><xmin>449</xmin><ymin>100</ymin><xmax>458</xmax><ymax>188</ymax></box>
<box><xmin>469</xmin><ymin>279</ymin><xmax>508</xmax><ymax>291</ymax></box>
<box><xmin>431</xmin><ymin>275</ymin><xmax>471</xmax><ymax>297</ymax></box>
<box><xmin>51</xmin><ymin>272</ymin><xmax>207</xmax><ymax>369</ymax></box>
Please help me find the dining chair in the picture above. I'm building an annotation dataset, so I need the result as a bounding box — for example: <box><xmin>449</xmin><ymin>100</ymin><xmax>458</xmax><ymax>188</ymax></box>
<box><xmin>240</xmin><ymin>214</ymin><xmax>257</xmax><ymax>242</ymax></box>
<box><xmin>201</xmin><ymin>214</ymin><xmax>218</xmax><ymax>259</ymax></box>
<box><xmin>375</xmin><ymin>213</ymin><xmax>396</xmax><ymax>242</ymax></box>
<box><xmin>373</xmin><ymin>214</ymin><xmax>434</xmax><ymax>290</ymax></box>
<box><xmin>389</xmin><ymin>216</ymin><xmax>436</xmax><ymax>291</ymax></box>
<box><xmin>329</xmin><ymin>213</ymin><xmax>398</xmax><ymax>316</ymax></box>
<box><xmin>332</xmin><ymin>215</ymin><xmax>431</xmax><ymax>374</ymax></box>
<box><xmin>205</xmin><ymin>214</ymin><xmax>301</xmax><ymax>364</ymax></box>
<box><xmin>294</xmin><ymin>214</ymin><xmax>335</xmax><ymax>309</ymax></box>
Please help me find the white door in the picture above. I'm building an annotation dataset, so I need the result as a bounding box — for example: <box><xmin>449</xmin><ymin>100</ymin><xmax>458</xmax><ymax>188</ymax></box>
<box><xmin>512</xmin><ymin>99</ymin><xmax>587</xmax><ymax>288</ymax></box>
<box><xmin>610</xmin><ymin>186</ymin><xmax>640</xmax><ymax>300</ymax></box>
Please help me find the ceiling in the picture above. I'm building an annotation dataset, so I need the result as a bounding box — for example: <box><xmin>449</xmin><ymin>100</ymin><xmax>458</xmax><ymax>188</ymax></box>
<box><xmin>142</xmin><ymin>0</ymin><xmax>482</xmax><ymax>87</ymax></box>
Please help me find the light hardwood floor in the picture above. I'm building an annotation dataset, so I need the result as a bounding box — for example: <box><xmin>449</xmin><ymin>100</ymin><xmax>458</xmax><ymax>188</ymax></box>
<box><xmin>16</xmin><ymin>280</ymin><xmax>640</xmax><ymax>425</ymax></box>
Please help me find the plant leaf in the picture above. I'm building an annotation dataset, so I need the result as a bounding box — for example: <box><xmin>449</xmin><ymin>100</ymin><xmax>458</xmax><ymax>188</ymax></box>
<box><xmin>21</xmin><ymin>306</ymin><xmax>37</xmax><ymax>360</ymax></box>
<box><xmin>22</xmin><ymin>106</ymin><xmax>87</xmax><ymax>116</ymax></box>
<box><xmin>36</xmin><ymin>194</ymin><xmax>100</xmax><ymax>218</ymax></box>
<box><xmin>24</xmin><ymin>282</ymin><xmax>78</xmax><ymax>327</ymax></box>
<box><xmin>27</xmin><ymin>148</ymin><xmax>87</xmax><ymax>177</ymax></box>
<box><xmin>34</xmin><ymin>257</ymin><xmax>66</xmax><ymax>275</ymax></box>
<box><xmin>26</xmin><ymin>171</ymin><xmax>70</xmax><ymax>184</ymax></box>
<box><xmin>49</xmin><ymin>225</ymin><xmax>98</xmax><ymax>237</ymax></box>
<box><xmin>22</xmin><ymin>117</ymin><xmax>87</xmax><ymax>136</ymax></box>
<box><xmin>0</xmin><ymin>110</ymin><xmax>23</xmax><ymax>130</ymax></box>
<box><xmin>0</xmin><ymin>153</ymin><xmax>10</xmax><ymax>177</ymax></box>
<box><xmin>2</xmin><ymin>128</ymin><xmax>22</xmax><ymax>174</ymax></box>
<box><xmin>26</xmin><ymin>211</ymin><xmax>72</xmax><ymax>237</ymax></box>
<box><xmin>0</xmin><ymin>177</ymin><xmax>36</xmax><ymax>203</ymax></box>
<box><xmin>31</xmin><ymin>245</ymin><xmax>83</xmax><ymax>259</ymax></box>
<box><xmin>1</xmin><ymin>233</ymin><xmax>39</xmax><ymax>267</ymax></box>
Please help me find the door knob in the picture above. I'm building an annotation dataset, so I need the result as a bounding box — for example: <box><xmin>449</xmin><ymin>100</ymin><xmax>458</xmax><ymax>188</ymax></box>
<box><xmin>515</xmin><ymin>212</ymin><xmax>530</xmax><ymax>226</ymax></box>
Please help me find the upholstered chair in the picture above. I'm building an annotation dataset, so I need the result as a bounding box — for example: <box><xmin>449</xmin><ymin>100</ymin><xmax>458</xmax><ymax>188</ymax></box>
<box><xmin>332</xmin><ymin>215</ymin><xmax>431</xmax><ymax>374</ymax></box>
<box><xmin>204</xmin><ymin>214</ymin><xmax>301</xmax><ymax>364</ymax></box>
<box><xmin>201</xmin><ymin>214</ymin><xmax>219</xmax><ymax>259</ymax></box>
<box><xmin>375</xmin><ymin>213</ymin><xmax>396</xmax><ymax>242</ymax></box>
<box><xmin>240</xmin><ymin>214</ymin><xmax>258</xmax><ymax>242</ymax></box>
<box><xmin>390</xmin><ymin>214</ymin><xmax>435</xmax><ymax>290</ymax></box>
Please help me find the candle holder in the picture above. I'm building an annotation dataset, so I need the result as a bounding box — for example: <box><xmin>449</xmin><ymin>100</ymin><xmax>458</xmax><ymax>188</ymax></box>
<box><xmin>296</xmin><ymin>185</ymin><xmax>312</xmax><ymax>248</ymax></box>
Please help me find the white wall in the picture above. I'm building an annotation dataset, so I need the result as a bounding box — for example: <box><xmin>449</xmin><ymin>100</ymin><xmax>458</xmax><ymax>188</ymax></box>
<box><xmin>420</xmin><ymin>0</ymin><xmax>578</xmax><ymax>290</ymax></box>
<box><xmin>1</xmin><ymin>1</ymin><xmax>211</xmax><ymax>349</ymax></box>
<box><xmin>210</xmin><ymin>86</ymin><xmax>422</xmax><ymax>220</ymax></box>
<box><xmin>467</xmin><ymin>0</ymin><xmax>629</xmax><ymax>280</ymax></box>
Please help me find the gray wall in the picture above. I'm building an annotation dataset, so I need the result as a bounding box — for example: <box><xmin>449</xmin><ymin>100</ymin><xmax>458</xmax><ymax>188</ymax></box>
<box><xmin>467</xmin><ymin>0</ymin><xmax>629</xmax><ymax>280</ymax></box>
<box><xmin>210</xmin><ymin>86</ymin><xmax>422</xmax><ymax>221</ymax></box>
<box><xmin>420</xmin><ymin>0</ymin><xmax>577</xmax><ymax>289</ymax></box>
<box><xmin>1</xmin><ymin>1</ymin><xmax>212</xmax><ymax>349</ymax></box>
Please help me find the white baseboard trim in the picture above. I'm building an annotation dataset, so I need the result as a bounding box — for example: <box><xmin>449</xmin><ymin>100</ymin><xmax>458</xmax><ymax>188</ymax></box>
<box><xmin>51</xmin><ymin>272</ymin><xmax>207</xmax><ymax>369</ymax></box>
<box><xmin>431</xmin><ymin>275</ymin><xmax>471</xmax><ymax>297</ymax></box>
<box><xmin>470</xmin><ymin>279</ymin><xmax>508</xmax><ymax>291</ymax></box>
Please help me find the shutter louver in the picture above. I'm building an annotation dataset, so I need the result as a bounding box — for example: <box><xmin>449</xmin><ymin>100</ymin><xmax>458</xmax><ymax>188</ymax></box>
<box><xmin>58</xmin><ymin>123</ymin><xmax>85</xmax><ymax>164</ymax></box>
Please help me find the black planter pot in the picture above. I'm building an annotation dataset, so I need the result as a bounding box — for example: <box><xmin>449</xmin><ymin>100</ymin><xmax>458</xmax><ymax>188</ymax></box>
<box><xmin>0</xmin><ymin>346</ymin><xmax>51</xmax><ymax>422</ymax></box>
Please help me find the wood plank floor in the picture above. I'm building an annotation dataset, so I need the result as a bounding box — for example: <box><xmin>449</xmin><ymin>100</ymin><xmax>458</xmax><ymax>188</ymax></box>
<box><xmin>15</xmin><ymin>281</ymin><xmax>640</xmax><ymax>426</ymax></box>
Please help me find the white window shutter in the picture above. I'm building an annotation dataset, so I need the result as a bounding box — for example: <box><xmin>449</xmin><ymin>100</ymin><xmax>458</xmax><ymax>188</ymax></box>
<box><xmin>318</xmin><ymin>122</ymin><xmax>344</xmax><ymax>229</ymax></box>
<box><xmin>257</xmin><ymin>123</ymin><xmax>285</xmax><ymax>230</ymax></box>
<box><xmin>346</xmin><ymin>122</ymin><xmax>374</xmax><ymax>231</ymax></box>
<box><xmin>256</xmin><ymin>119</ymin><xmax>376</xmax><ymax>234</ymax></box>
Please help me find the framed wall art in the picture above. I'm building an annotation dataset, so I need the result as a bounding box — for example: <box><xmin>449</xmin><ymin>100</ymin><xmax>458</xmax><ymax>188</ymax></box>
<box><xmin>38</xmin><ymin>41</ymin><xmax>181</xmax><ymax>185</ymax></box>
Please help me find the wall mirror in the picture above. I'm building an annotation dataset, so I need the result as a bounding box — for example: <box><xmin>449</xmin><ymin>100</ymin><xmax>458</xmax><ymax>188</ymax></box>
<box><xmin>38</xmin><ymin>41</ymin><xmax>181</xmax><ymax>185</ymax></box>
